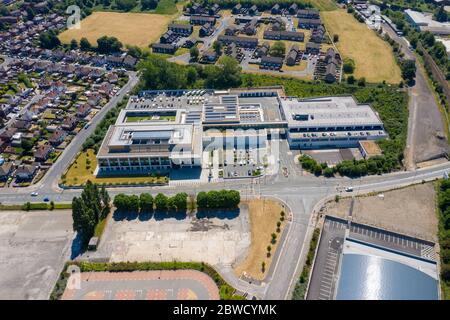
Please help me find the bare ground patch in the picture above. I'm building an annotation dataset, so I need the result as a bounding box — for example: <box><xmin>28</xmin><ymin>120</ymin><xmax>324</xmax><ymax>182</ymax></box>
<box><xmin>234</xmin><ymin>199</ymin><xmax>286</xmax><ymax>280</ymax></box>
<box><xmin>323</xmin><ymin>183</ymin><xmax>438</xmax><ymax>241</ymax></box>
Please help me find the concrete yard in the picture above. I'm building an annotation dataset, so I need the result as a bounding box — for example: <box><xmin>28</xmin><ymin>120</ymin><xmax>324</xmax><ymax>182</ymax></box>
<box><xmin>93</xmin><ymin>207</ymin><xmax>251</xmax><ymax>266</ymax></box>
<box><xmin>323</xmin><ymin>183</ymin><xmax>438</xmax><ymax>241</ymax></box>
<box><xmin>0</xmin><ymin>210</ymin><xmax>73</xmax><ymax>299</ymax></box>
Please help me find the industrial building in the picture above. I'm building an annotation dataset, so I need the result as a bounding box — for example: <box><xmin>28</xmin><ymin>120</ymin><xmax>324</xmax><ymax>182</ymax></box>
<box><xmin>405</xmin><ymin>9</ymin><xmax>450</xmax><ymax>35</ymax></box>
<box><xmin>96</xmin><ymin>88</ymin><xmax>387</xmax><ymax>174</ymax></box>
<box><xmin>282</xmin><ymin>96</ymin><xmax>387</xmax><ymax>149</ymax></box>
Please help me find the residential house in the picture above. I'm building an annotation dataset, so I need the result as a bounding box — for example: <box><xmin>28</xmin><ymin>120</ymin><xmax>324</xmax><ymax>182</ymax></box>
<box><xmin>306</xmin><ymin>42</ymin><xmax>321</xmax><ymax>54</ymax></box>
<box><xmin>298</xmin><ymin>18</ymin><xmax>321</xmax><ymax>29</ymax></box>
<box><xmin>190</xmin><ymin>15</ymin><xmax>216</xmax><ymax>26</ymax></box>
<box><xmin>168</xmin><ymin>24</ymin><xmax>193</xmax><ymax>36</ymax></box>
<box><xmin>260</xmin><ymin>56</ymin><xmax>283</xmax><ymax>70</ymax></box>
<box><xmin>256</xmin><ymin>42</ymin><xmax>270</xmax><ymax>57</ymax></box>
<box><xmin>152</xmin><ymin>43</ymin><xmax>177</xmax><ymax>54</ymax></box>
<box><xmin>87</xmin><ymin>94</ymin><xmax>102</xmax><ymax>106</ymax></box>
<box><xmin>15</xmin><ymin>164</ymin><xmax>37</xmax><ymax>181</ymax></box>
<box><xmin>289</xmin><ymin>3</ymin><xmax>299</xmax><ymax>15</ymax></box>
<box><xmin>0</xmin><ymin>162</ymin><xmax>13</xmax><ymax>181</ymax></box>
<box><xmin>297</xmin><ymin>9</ymin><xmax>320</xmax><ymax>19</ymax></box>
<box><xmin>13</xmin><ymin>119</ymin><xmax>31</xmax><ymax>131</ymax></box>
<box><xmin>123</xmin><ymin>55</ymin><xmax>138</xmax><ymax>69</ymax></box>
<box><xmin>49</xmin><ymin>129</ymin><xmax>67</xmax><ymax>146</ymax></box>
<box><xmin>271</xmin><ymin>4</ymin><xmax>281</xmax><ymax>15</ymax></box>
<box><xmin>243</xmin><ymin>19</ymin><xmax>258</xmax><ymax>35</ymax></box>
<box><xmin>225</xmin><ymin>26</ymin><xmax>238</xmax><ymax>36</ymax></box>
<box><xmin>34</xmin><ymin>144</ymin><xmax>53</xmax><ymax>162</ymax></box>
<box><xmin>248</xmin><ymin>5</ymin><xmax>259</xmax><ymax>16</ymax></box>
<box><xmin>62</xmin><ymin>117</ymin><xmax>78</xmax><ymax>131</ymax></box>
<box><xmin>286</xmin><ymin>45</ymin><xmax>299</xmax><ymax>66</ymax></box>
<box><xmin>77</xmin><ymin>103</ymin><xmax>92</xmax><ymax>118</ymax></box>
<box><xmin>199</xmin><ymin>23</ymin><xmax>215</xmax><ymax>37</ymax></box>
<box><xmin>232</xmin><ymin>3</ymin><xmax>242</xmax><ymax>14</ymax></box>
<box><xmin>263</xmin><ymin>30</ymin><xmax>305</xmax><ymax>42</ymax></box>
<box><xmin>208</xmin><ymin>4</ymin><xmax>220</xmax><ymax>16</ymax></box>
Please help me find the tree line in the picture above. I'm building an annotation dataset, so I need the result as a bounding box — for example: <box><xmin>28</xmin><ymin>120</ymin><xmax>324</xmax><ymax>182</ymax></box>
<box><xmin>72</xmin><ymin>181</ymin><xmax>111</xmax><ymax>245</ymax></box>
<box><xmin>437</xmin><ymin>179</ymin><xmax>450</xmax><ymax>297</ymax></box>
<box><xmin>138</xmin><ymin>54</ymin><xmax>242</xmax><ymax>91</ymax></box>
<box><xmin>113</xmin><ymin>192</ymin><xmax>189</xmax><ymax>212</ymax></box>
<box><xmin>196</xmin><ymin>190</ymin><xmax>240</xmax><ymax>209</ymax></box>
<box><xmin>112</xmin><ymin>189</ymin><xmax>241</xmax><ymax>213</ymax></box>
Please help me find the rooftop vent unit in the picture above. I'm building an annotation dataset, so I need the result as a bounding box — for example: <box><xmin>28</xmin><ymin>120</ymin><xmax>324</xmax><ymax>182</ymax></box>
<box><xmin>293</xmin><ymin>114</ymin><xmax>309</xmax><ymax>121</ymax></box>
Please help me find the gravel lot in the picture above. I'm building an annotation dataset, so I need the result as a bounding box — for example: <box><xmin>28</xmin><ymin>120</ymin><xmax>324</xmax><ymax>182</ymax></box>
<box><xmin>0</xmin><ymin>210</ymin><xmax>73</xmax><ymax>299</ymax></box>
<box><xmin>323</xmin><ymin>183</ymin><xmax>438</xmax><ymax>241</ymax></box>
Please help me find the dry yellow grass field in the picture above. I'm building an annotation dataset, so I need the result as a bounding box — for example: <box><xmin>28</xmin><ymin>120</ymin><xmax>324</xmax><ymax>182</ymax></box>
<box><xmin>59</xmin><ymin>11</ymin><xmax>175</xmax><ymax>48</ymax></box>
<box><xmin>234</xmin><ymin>199</ymin><xmax>286</xmax><ymax>280</ymax></box>
<box><xmin>322</xmin><ymin>10</ymin><xmax>402</xmax><ymax>83</ymax></box>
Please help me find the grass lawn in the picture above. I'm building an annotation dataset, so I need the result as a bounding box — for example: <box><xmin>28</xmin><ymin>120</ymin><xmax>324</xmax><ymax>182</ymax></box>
<box><xmin>282</xmin><ymin>60</ymin><xmax>308</xmax><ymax>72</ymax></box>
<box><xmin>234</xmin><ymin>199</ymin><xmax>286</xmax><ymax>280</ymax></box>
<box><xmin>94</xmin><ymin>215</ymin><xmax>109</xmax><ymax>239</ymax></box>
<box><xmin>58</xmin><ymin>11</ymin><xmax>178</xmax><ymax>48</ymax></box>
<box><xmin>62</xmin><ymin>149</ymin><xmax>168</xmax><ymax>186</ymax></box>
<box><xmin>322</xmin><ymin>10</ymin><xmax>402</xmax><ymax>84</ymax></box>
<box><xmin>312</xmin><ymin>0</ymin><xmax>338</xmax><ymax>11</ymax></box>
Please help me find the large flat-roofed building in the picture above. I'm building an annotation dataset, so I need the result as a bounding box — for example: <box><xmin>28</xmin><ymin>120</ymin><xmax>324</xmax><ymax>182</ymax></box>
<box><xmin>97</xmin><ymin>122</ymin><xmax>203</xmax><ymax>173</ymax></box>
<box><xmin>405</xmin><ymin>9</ymin><xmax>450</xmax><ymax>35</ymax></box>
<box><xmin>96</xmin><ymin>89</ymin><xmax>388</xmax><ymax>174</ymax></box>
<box><xmin>281</xmin><ymin>96</ymin><xmax>387</xmax><ymax>149</ymax></box>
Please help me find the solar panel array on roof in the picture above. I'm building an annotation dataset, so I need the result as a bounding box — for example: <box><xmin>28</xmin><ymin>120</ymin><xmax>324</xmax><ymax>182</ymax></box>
<box><xmin>220</xmin><ymin>95</ymin><xmax>239</xmax><ymax>105</ymax></box>
<box><xmin>186</xmin><ymin>110</ymin><xmax>202</xmax><ymax>124</ymax></box>
<box><xmin>203</xmin><ymin>104</ymin><xmax>239</xmax><ymax>123</ymax></box>
<box><xmin>132</xmin><ymin>131</ymin><xmax>172</xmax><ymax>140</ymax></box>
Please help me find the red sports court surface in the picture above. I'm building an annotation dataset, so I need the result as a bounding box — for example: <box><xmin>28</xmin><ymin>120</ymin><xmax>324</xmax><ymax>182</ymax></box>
<box><xmin>62</xmin><ymin>270</ymin><xmax>220</xmax><ymax>300</ymax></box>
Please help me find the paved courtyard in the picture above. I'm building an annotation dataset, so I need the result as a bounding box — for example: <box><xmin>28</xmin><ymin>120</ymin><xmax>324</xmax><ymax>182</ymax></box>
<box><xmin>92</xmin><ymin>206</ymin><xmax>251</xmax><ymax>267</ymax></box>
<box><xmin>62</xmin><ymin>270</ymin><xmax>219</xmax><ymax>300</ymax></box>
<box><xmin>0</xmin><ymin>210</ymin><xmax>73</xmax><ymax>299</ymax></box>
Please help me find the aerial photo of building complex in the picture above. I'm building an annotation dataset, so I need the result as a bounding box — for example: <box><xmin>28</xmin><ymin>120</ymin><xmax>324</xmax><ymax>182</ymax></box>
<box><xmin>1</xmin><ymin>0</ymin><xmax>450</xmax><ymax>310</ymax></box>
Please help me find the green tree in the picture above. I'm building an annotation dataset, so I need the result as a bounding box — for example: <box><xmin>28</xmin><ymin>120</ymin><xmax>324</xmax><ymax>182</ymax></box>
<box><xmin>155</xmin><ymin>193</ymin><xmax>168</xmax><ymax>211</ymax></box>
<box><xmin>190</xmin><ymin>46</ymin><xmax>199</xmax><ymax>61</ymax></box>
<box><xmin>213</xmin><ymin>40</ymin><xmax>222</xmax><ymax>55</ymax></box>
<box><xmin>172</xmin><ymin>192</ymin><xmax>188</xmax><ymax>211</ymax></box>
<box><xmin>70</xmin><ymin>39</ymin><xmax>78</xmax><ymax>50</ymax></box>
<box><xmin>400</xmin><ymin>60</ymin><xmax>416</xmax><ymax>84</ymax></box>
<box><xmin>39</xmin><ymin>30</ymin><xmax>60</xmax><ymax>49</ymax></box>
<box><xmin>97</xmin><ymin>36</ymin><xmax>123</xmax><ymax>54</ymax></box>
<box><xmin>196</xmin><ymin>191</ymin><xmax>208</xmax><ymax>209</ymax></box>
<box><xmin>116</xmin><ymin>0</ymin><xmax>137</xmax><ymax>11</ymax></box>
<box><xmin>113</xmin><ymin>193</ymin><xmax>129</xmax><ymax>212</ymax></box>
<box><xmin>139</xmin><ymin>193</ymin><xmax>154</xmax><ymax>212</ymax></box>
<box><xmin>80</xmin><ymin>37</ymin><xmax>91</xmax><ymax>51</ymax></box>
<box><xmin>269</xmin><ymin>41</ymin><xmax>286</xmax><ymax>57</ymax></box>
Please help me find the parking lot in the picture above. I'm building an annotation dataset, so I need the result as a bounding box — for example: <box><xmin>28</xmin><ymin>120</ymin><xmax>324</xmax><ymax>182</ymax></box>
<box><xmin>349</xmin><ymin>222</ymin><xmax>436</xmax><ymax>261</ymax></box>
<box><xmin>307</xmin><ymin>216</ymin><xmax>346</xmax><ymax>300</ymax></box>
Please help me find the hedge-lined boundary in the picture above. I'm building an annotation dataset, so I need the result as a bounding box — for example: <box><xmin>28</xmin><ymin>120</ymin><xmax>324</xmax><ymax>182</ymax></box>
<box><xmin>292</xmin><ymin>228</ymin><xmax>321</xmax><ymax>300</ymax></box>
<box><xmin>50</xmin><ymin>261</ymin><xmax>245</xmax><ymax>300</ymax></box>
